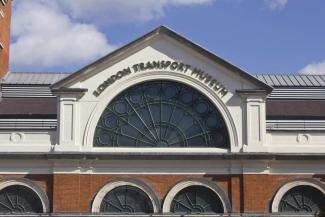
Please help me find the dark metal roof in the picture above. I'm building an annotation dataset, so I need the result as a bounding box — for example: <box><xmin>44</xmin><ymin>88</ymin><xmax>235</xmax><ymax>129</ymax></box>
<box><xmin>0</xmin><ymin>98</ymin><xmax>57</xmax><ymax>118</ymax></box>
<box><xmin>255</xmin><ymin>74</ymin><xmax>325</xmax><ymax>87</ymax></box>
<box><xmin>2</xmin><ymin>72</ymin><xmax>324</xmax><ymax>88</ymax></box>
<box><xmin>266</xmin><ymin>100</ymin><xmax>325</xmax><ymax>120</ymax></box>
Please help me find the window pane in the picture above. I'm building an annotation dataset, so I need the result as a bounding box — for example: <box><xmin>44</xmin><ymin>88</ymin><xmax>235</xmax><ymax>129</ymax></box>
<box><xmin>171</xmin><ymin>186</ymin><xmax>224</xmax><ymax>213</ymax></box>
<box><xmin>0</xmin><ymin>185</ymin><xmax>43</xmax><ymax>213</ymax></box>
<box><xmin>99</xmin><ymin>186</ymin><xmax>153</xmax><ymax>213</ymax></box>
<box><xmin>279</xmin><ymin>185</ymin><xmax>325</xmax><ymax>213</ymax></box>
<box><xmin>94</xmin><ymin>81</ymin><xmax>229</xmax><ymax>148</ymax></box>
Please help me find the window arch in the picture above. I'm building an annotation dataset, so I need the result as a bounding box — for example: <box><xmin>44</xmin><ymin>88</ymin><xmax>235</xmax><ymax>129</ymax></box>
<box><xmin>99</xmin><ymin>185</ymin><xmax>153</xmax><ymax>213</ymax></box>
<box><xmin>92</xmin><ymin>179</ymin><xmax>159</xmax><ymax>213</ymax></box>
<box><xmin>272</xmin><ymin>179</ymin><xmax>325</xmax><ymax>214</ymax></box>
<box><xmin>162</xmin><ymin>179</ymin><xmax>231</xmax><ymax>213</ymax></box>
<box><xmin>0</xmin><ymin>178</ymin><xmax>49</xmax><ymax>213</ymax></box>
<box><xmin>93</xmin><ymin>80</ymin><xmax>230</xmax><ymax>148</ymax></box>
<box><xmin>170</xmin><ymin>185</ymin><xmax>224</xmax><ymax>213</ymax></box>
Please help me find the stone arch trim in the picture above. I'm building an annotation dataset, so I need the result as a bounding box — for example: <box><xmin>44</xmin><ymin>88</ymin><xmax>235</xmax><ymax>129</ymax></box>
<box><xmin>84</xmin><ymin>71</ymin><xmax>238</xmax><ymax>150</ymax></box>
<box><xmin>271</xmin><ymin>178</ymin><xmax>325</xmax><ymax>212</ymax></box>
<box><xmin>91</xmin><ymin>178</ymin><xmax>160</xmax><ymax>213</ymax></box>
<box><xmin>162</xmin><ymin>178</ymin><xmax>232</xmax><ymax>213</ymax></box>
<box><xmin>0</xmin><ymin>177</ymin><xmax>50</xmax><ymax>213</ymax></box>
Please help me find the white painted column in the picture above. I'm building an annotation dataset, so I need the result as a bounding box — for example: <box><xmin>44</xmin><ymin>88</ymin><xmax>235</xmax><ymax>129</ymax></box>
<box><xmin>237</xmin><ymin>91</ymin><xmax>268</xmax><ymax>152</ymax></box>
<box><xmin>55</xmin><ymin>95</ymin><xmax>80</xmax><ymax>151</ymax></box>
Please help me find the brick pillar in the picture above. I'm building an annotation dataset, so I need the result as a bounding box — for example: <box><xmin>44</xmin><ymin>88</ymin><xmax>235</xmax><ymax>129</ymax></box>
<box><xmin>230</xmin><ymin>175</ymin><xmax>243</xmax><ymax>212</ymax></box>
<box><xmin>53</xmin><ymin>174</ymin><xmax>81</xmax><ymax>212</ymax></box>
<box><xmin>0</xmin><ymin>0</ymin><xmax>11</xmax><ymax>78</ymax></box>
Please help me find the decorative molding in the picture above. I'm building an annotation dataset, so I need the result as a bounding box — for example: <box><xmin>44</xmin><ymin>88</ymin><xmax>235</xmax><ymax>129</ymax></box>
<box><xmin>268</xmin><ymin>88</ymin><xmax>325</xmax><ymax>99</ymax></box>
<box><xmin>267</xmin><ymin>120</ymin><xmax>325</xmax><ymax>131</ymax></box>
<box><xmin>0</xmin><ymin>160</ymin><xmax>325</xmax><ymax>175</ymax></box>
<box><xmin>0</xmin><ymin>119</ymin><xmax>57</xmax><ymax>129</ymax></box>
<box><xmin>9</xmin><ymin>132</ymin><xmax>24</xmax><ymax>142</ymax></box>
<box><xmin>51</xmin><ymin>88</ymin><xmax>88</xmax><ymax>96</ymax></box>
<box><xmin>236</xmin><ymin>89</ymin><xmax>269</xmax><ymax>95</ymax></box>
<box><xmin>1</xmin><ymin>85</ymin><xmax>55</xmax><ymax>98</ymax></box>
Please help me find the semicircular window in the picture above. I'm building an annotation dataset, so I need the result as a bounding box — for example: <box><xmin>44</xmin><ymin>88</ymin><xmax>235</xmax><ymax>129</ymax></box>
<box><xmin>170</xmin><ymin>185</ymin><xmax>224</xmax><ymax>213</ymax></box>
<box><xmin>99</xmin><ymin>185</ymin><xmax>154</xmax><ymax>213</ymax></box>
<box><xmin>0</xmin><ymin>185</ymin><xmax>43</xmax><ymax>213</ymax></box>
<box><xmin>279</xmin><ymin>185</ymin><xmax>325</xmax><ymax>213</ymax></box>
<box><xmin>94</xmin><ymin>81</ymin><xmax>229</xmax><ymax>148</ymax></box>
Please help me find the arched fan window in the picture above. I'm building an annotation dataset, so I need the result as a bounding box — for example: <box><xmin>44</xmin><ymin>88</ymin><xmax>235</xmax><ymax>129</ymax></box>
<box><xmin>170</xmin><ymin>185</ymin><xmax>224</xmax><ymax>213</ymax></box>
<box><xmin>279</xmin><ymin>185</ymin><xmax>325</xmax><ymax>213</ymax></box>
<box><xmin>99</xmin><ymin>185</ymin><xmax>154</xmax><ymax>213</ymax></box>
<box><xmin>0</xmin><ymin>185</ymin><xmax>43</xmax><ymax>213</ymax></box>
<box><xmin>94</xmin><ymin>81</ymin><xmax>229</xmax><ymax>148</ymax></box>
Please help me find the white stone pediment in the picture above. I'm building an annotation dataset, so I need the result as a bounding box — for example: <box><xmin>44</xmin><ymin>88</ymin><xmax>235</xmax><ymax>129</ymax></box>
<box><xmin>52</xmin><ymin>26</ymin><xmax>271</xmax><ymax>153</ymax></box>
<box><xmin>52</xmin><ymin>26</ymin><xmax>271</xmax><ymax>102</ymax></box>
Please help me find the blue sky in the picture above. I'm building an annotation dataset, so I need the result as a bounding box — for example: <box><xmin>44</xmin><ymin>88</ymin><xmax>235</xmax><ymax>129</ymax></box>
<box><xmin>9</xmin><ymin>0</ymin><xmax>325</xmax><ymax>75</ymax></box>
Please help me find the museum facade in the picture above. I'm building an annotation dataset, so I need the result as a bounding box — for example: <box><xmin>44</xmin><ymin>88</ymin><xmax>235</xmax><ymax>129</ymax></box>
<box><xmin>1</xmin><ymin>6</ymin><xmax>325</xmax><ymax>214</ymax></box>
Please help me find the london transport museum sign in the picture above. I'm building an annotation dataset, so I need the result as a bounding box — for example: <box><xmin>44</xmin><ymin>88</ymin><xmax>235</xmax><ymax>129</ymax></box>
<box><xmin>93</xmin><ymin>60</ymin><xmax>229</xmax><ymax>98</ymax></box>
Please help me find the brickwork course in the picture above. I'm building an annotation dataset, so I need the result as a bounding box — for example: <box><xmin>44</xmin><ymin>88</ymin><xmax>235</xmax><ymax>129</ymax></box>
<box><xmin>0</xmin><ymin>173</ymin><xmax>323</xmax><ymax>213</ymax></box>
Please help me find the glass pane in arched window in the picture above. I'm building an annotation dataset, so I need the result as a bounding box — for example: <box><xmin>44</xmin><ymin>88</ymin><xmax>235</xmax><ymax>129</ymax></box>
<box><xmin>170</xmin><ymin>185</ymin><xmax>224</xmax><ymax>213</ymax></box>
<box><xmin>99</xmin><ymin>185</ymin><xmax>153</xmax><ymax>213</ymax></box>
<box><xmin>279</xmin><ymin>185</ymin><xmax>325</xmax><ymax>213</ymax></box>
<box><xmin>94</xmin><ymin>81</ymin><xmax>229</xmax><ymax>148</ymax></box>
<box><xmin>0</xmin><ymin>185</ymin><xmax>43</xmax><ymax>213</ymax></box>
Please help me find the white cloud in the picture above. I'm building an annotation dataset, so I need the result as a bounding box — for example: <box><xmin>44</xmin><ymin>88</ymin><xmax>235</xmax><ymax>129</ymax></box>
<box><xmin>265</xmin><ymin>0</ymin><xmax>288</xmax><ymax>10</ymax></box>
<box><xmin>300</xmin><ymin>60</ymin><xmax>325</xmax><ymax>75</ymax></box>
<box><xmin>10</xmin><ymin>0</ymin><xmax>114</xmax><ymax>70</ymax></box>
<box><xmin>10</xmin><ymin>0</ymin><xmax>215</xmax><ymax>70</ymax></box>
<box><xmin>57</xmin><ymin>0</ymin><xmax>215</xmax><ymax>24</ymax></box>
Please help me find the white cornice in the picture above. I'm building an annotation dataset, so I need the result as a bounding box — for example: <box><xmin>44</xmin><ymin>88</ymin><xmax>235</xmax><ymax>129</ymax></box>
<box><xmin>0</xmin><ymin>160</ymin><xmax>324</xmax><ymax>175</ymax></box>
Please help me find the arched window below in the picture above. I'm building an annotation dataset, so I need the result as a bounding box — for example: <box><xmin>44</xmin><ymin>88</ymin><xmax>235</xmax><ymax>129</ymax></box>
<box><xmin>163</xmin><ymin>180</ymin><xmax>231</xmax><ymax>214</ymax></box>
<box><xmin>278</xmin><ymin>185</ymin><xmax>325</xmax><ymax>213</ymax></box>
<box><xmin>92</xmin><ymin>180</ymin><xmax>159</xmax><ymax>214</ymax></box>
<box><xmin>0</xmin><ymin>185</ymin><xmax>43</xmax><ymax>213</ymax></box>
<box><xmin>170</xmin><ymin>185</ymin><xmax>224</xmax><ymax>214</ymax></box>
<box><xmin>93</xmin><ymin>80</ymin><xmax>230</xmax><ymax>148</ymax></box>
<box><xmin>99</xmin><ymin>185</ymin><xmax>154</xmax><ymax>213</ymax></box>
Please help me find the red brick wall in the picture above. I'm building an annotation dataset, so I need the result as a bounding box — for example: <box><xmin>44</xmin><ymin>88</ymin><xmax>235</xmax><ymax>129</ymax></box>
<box><xmin>0</xmin><ymin>0</ymin><xmax>11</xmax><ymax>78</ymax></box>
<box><xmin>52</xmin><ymin>174</ymin><xmax>231</xmax><ymax>212</ymax></box>
<box><xmin>0</xmin><ymin>173</ymin><xmax>324</xmax><ymax>213</ymax></box>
